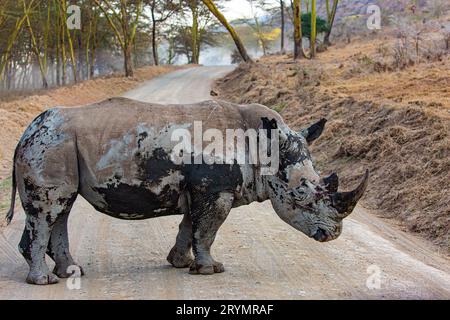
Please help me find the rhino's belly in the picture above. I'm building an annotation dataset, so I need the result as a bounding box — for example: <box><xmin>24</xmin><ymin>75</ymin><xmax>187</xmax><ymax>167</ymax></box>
<box><xmin>81</xmin><ymin>181</ymin><xmax>186</xmax><ymax>220</ymax></box>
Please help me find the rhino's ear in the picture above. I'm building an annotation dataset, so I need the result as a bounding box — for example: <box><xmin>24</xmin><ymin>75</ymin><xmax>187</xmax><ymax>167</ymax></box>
<box><xmin>300</xmin><ymin>118</ymin><xmax>327</xmax><ymax>144</ymax></box>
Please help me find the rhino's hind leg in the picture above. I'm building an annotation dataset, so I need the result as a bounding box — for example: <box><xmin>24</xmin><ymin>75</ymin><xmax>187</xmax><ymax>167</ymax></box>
<box><xmin>18</xmin><ymin>182</ymin><xmax>78</xmax><ymax>285</ymax></box>
<box><xmin>19</xmin><ymin>215</ymin><xmax>59</xmax><ymax>285</ymax></box>
<box><xmin>167</xmin><ymin>213</ymin><xmax>194</xmax><ymax>268</ymax></box>
<box><xmin>189</xmin><ymin>192</ymin><xmax>234</xmax><ymax>275</ymax></box>
<box><xmin>46</xmin><ymin>202</ymin><xmax>84</xmax><ymax>279</ymax></box>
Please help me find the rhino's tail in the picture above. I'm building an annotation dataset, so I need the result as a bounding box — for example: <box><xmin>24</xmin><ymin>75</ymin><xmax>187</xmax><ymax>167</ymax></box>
<box><xmin>6</xmin><ymin>146</ymin><xmax>18</xmax><ymax>225</ymax></box>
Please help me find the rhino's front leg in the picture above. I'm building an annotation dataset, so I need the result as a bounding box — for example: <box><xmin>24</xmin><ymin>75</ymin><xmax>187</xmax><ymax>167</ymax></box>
<box><xmin>189</xmin><ymin>192</ymin><xmax>234</xmax><ymax>275</ymax></box>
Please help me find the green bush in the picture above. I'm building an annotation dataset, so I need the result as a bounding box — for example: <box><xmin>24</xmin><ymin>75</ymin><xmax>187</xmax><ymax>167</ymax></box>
<box><xmin>301</xmin><ymin>12</ymin><xmax>329</xmax><ymax>40</ymax></box>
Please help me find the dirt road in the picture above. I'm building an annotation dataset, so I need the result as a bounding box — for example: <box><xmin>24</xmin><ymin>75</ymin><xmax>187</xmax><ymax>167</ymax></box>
<box><xmin>1</xmin><ymin>66</ymin><xmax>449</xmax><ymax>299</ymax></box>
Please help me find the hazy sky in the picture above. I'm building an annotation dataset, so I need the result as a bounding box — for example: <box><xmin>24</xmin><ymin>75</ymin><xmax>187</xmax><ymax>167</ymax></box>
<box><xmin>223</xmin><ymin>0</ymin><xmax>277</xmax><ymax>20</ymax></box>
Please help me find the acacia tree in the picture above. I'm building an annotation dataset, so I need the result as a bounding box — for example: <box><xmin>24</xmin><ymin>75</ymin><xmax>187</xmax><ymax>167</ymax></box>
<box><xmin>305</xmin><ymin>0</ymin><xmax>310</xmax><ymax>12</ymax></box>
<box><xmin>22</xmin><ymin>0</ymin><xmax>49</xmax><ymax>88</ymax></box>
<box><xmin>280</xmin><ymin>0</ymin><xmax>285</xmax><ymax>52</ymax></box>
<box><xmin>0</xmin><ymin>0</ymin><xmax>148</xmax><ymax>89</ymax></box>
<box><xmin>0</xmin><ymin>5</ymin><xmax>30</xmax><ymax>82</ymax></box>
<box><xmin>148</xmin><ymin>0</ymin><xmax>180</xmax><ymax>65</ymax></box>
<box><xmin>170</xmin><ymin>1</ymin><xmax>216</xmax><ymax>64</ymax></box>
<box><xmin>247</xmin><ymin>0</ymin><xmax>268</xmax><ymax>55</ymax></box>
<box><xmin>168</xmin><ymin>21</ymin><xmax>219</xmax><ymax>63</ymax></box>
<box><xmin>186</xmin><ymin>0</ymin><xmax>201</xmax><ymax>64</ymax></box>
<box><xmin>310</xmin><ymin>0</ymin><xmax>316</xmax><ymax>58</ymax></box>
<box><xmin>324</xmin><ymin>0</ymin><xmax>338</xmax><ymax>46</ymax></box>
<box><xmin>84</xmin><ymin>3</ymin><xmax>100</xmax><ymax>79</ymax></box>
<box><xmin>201</xmin><ymin>0</ymin><xmax>253</xmax><ymax>63</ymax></box>
<box><xmin>60</xmin><ymin>0</ymin><xmax>77</xmax><ymax>83</ymax></box>
<box><xmin>293</xmin><ymin>0</ymin><xmax>306</xmax><ymax>59</ymax></box>
<box><xmin>94</xmin><ymin>0</ymin><xmax>143</xmax><ymax>77</ymax></box>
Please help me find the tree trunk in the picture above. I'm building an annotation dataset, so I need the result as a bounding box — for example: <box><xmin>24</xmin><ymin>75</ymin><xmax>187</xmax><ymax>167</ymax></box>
<box><xmin>202</xmin><ymin>0</ymin><xmax>252</xmax><ymax>63</ymax></box>
<box><xmin>310</xmin><ymin>0</ymin><xmax>316</xmax><ymax>58</ymax></box>
<box><xmin>280</xmin><ymin>0</ymin><xmax>285</xmax><ymax>53</ymax></box>
<box><xmin>191</xmin><ymin>2</ymin><xmax>199</xmax><ymax>64</ymax></box>
<box><xmin>60</xmin><ymin>0</ymin><xmax>77</xmax><ymax>83</ymax></box>
<box><xmin>77</xmin><ymin>31</ymin><xmax>84</xmax><ymax>81</ymax></box>
<box><xmin>324</xmin><ymin>0</ymin><xmax>338</xmax><ymax>46</ymax></box>
<box><xmin>293</xmin><ymin>0</ymin><xmax>305</xmax><ymax>59</ymax></box>
<box><xmin>167</xmin><ymin>37</ymin><xmax>175</xmax><ymax>65</ymax></box>
<box><xmin>91</xmin><ymin>31</ymin><xmax>97</xmax><ymax>78</ymax></box>
<box><xmin>90</xmin><ymin>9</ymin><xmax>98</xmax><ymax>78</ymax></box>
<box><xmin>124</xmin><ymin>44</ymin><xmax>134</xmax><ymax>77</ymax></box>
<box><xmin>61</xmin><ymin>21</ymin><xmax>67</xmax><ymax>85</ymax></box>
<box><xmin>150</xmin><ymin>2</ymin><xmax>159</xmax><ymax>65</ymax></box>
<box><xmin>120</xmin><ymin>0</ymin><xmax>135</xmax><ymax>77</ymax></box>
<box><xmin>56</xmin><ymin>9</ymin><xmax>61</xmax><ymax>86</ymax></box>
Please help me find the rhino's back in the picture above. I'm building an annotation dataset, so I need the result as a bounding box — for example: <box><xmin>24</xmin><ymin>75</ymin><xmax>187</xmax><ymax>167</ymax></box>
<box><xmin>66</xmin><ymin>97</ymin><xmax>246</xmax><ymax>133</ymax></box>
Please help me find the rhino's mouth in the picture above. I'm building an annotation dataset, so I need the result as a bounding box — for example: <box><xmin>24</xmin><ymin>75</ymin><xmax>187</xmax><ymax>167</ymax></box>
<box><xmin>312</xmin><ymin>228</ymin><xmax>332</xmax><ymax>242</ymax></box>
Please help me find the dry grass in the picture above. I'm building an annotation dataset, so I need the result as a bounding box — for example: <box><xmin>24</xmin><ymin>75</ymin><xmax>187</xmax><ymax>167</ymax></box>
<box><xmin>309</xmin><ymin>29</ymin><xmax>450</xmax><ymax>107</ymax></box>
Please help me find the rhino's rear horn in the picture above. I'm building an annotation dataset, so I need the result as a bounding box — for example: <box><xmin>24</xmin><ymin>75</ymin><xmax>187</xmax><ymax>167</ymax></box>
<box><xmin>323</xmin><ymin>172</ymin><xmax>339</xmax><ymax>193</ymax></box>
<box><xmin>331</xmin><ymin>170</ymin><xmax>369</xmax><ymax>217</ymax></box>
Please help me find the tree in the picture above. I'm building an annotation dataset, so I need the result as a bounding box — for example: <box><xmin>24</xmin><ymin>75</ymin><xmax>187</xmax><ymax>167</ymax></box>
<box><xmin>0</xmin><ymin>3</ymin><xmax>30</xmax><ymax>83</ymax></box>
<box><xmin>93</xmin><ymin>0</ymin><xmax>143</xmax><ymax>77</ymax></box>
<box><xmin>201</xmin><ymin>0</ymin><xmax>253</xmax><ymax>63</ymax></box>
<box><xmin>175</xmin><ymin>0</ymin><xmax>216</xmax><ymax>64</ymax></box>
<box><xmin>60</xmin><ymin>0</ymin><xmax>77</xmax><ymax>83</ymax></box>
<box><xmin>310</xmin><ymin>0</ymin><xmax>316</xmax><ymax>58</ymax></box>
<box><xmin>247</xmin><ymin>0</ymin><xmax>269</xmax><ymax>55</ymax></box>
<box><xmin>305</xmin><ymin>0</ymin><xmax>310</xmax><ymax>12</ymax></box>
<box><xmin>324</xmin><ymin>0</ymin><xmax>338</xmax><ymax>46</ymax></box>
<box><xmin>84</xmin><ymin>4</ymin><xmax>100</xmax><ymax>79</ymax></box>
<box><xmin>169</xmin><ymin>22</ymin><xmax>219</xmax><ymax>63</ymax></box>
<box><xmin>23</xmin><ymin>0</ymin><xmax>49</xmax><ymax>88</ymax></box>
<box><xmin>187</xmin><ymin>0</ymin><xmax>200</xmax><ymax>64</ymax></box>
<box><xmin>280</xmin><ymin>0</ymin><xmax>285</xmax><ymax>52</ymax></box>
<box><xmin>0</xmin><ymin>0</ymin><xmax>149</xmax><ymax>89</ymax></box>
<box><xmin>148</xmin><ymin>0</ymin><xmax>180</xmax><ymax>65</ymax></box>
<box><xmin>293</xmin><ymin>0</ymin><xmax>306</xmax><ymax>59</ymax></box>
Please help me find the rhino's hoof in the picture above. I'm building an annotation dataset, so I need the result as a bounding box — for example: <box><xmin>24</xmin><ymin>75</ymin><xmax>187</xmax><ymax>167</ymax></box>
<box><xmin>167</xmin><ymin>248</ymin><xmax>194</xmax><ymax>268</ymax></box>
<box><xmin>213</xmin><ymin>262</ymin><xmax>225</xmax><ymax>273</ymax></box>
<box><xmin>189</xmin><ymin>261</ymin><xmax>225</xmax><ymax>275</ymax></box>
<box><xmin>53</xmin><ymin>264</ymin><xmax>85</xmax><ymax>278</ymax></box>
<box><xmin>26</xmin><ymin>272</ymin><xmax>59</xmax><ymax>285</ymax></box>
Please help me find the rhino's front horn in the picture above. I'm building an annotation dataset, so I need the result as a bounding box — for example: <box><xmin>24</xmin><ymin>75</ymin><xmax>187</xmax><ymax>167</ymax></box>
<box><xmin>331</xmin><ymin>170</ymin><xmax>369</xmax><ymax>217</ymax></box>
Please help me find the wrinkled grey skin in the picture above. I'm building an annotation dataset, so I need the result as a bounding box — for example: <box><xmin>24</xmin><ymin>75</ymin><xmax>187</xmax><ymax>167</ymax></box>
<box><xmin>6</xmin><ymin>98</ymin><xmax>368</xmax><ymax>285</ymax></box>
